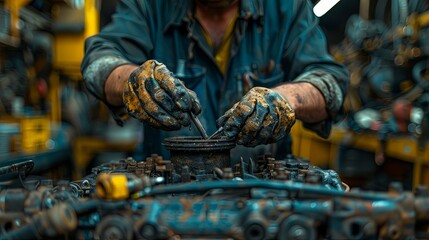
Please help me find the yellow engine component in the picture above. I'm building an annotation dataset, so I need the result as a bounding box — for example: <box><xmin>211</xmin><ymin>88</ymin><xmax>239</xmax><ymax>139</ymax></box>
<box><xmin>96</xmin><ymin>173</ymin><xmax>130</xmax><ymax>200</ymax></box>
<box><xmin>96</xmin><ymin>173</ymin><xmax>153</xmax><ymax>200</ymax></box>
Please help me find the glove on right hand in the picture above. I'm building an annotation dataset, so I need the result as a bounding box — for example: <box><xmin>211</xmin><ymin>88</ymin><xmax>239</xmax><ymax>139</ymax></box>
<box><xmin>123</xmin><ymin>60</ymin><xmax>201</xmax><ymax>130</ymax></box>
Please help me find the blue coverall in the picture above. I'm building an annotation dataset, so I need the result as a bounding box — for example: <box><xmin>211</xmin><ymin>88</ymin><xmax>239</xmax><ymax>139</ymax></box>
<box><xmin>81</xmin><ymin>0</ymin><xmax>349</xmax><ymax>162</ymax></box>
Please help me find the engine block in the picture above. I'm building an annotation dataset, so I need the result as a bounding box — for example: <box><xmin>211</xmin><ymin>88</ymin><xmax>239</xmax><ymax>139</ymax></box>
<box><xmin>0</xmin><ymin>153</ymin><xmax>428</xmax><ymax>240</ymax></box>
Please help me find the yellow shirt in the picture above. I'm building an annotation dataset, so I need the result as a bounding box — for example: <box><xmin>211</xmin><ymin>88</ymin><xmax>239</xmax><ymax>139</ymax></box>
<box><xmin>197</xmin><ymin>12</ymin><xmax>239</xmax><ymax>75</ymax></box>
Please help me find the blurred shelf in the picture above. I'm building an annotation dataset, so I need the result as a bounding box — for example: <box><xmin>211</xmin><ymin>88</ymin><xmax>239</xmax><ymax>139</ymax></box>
<box><xmin>291</xmin><ymin>121</ymin><xmax>428</xmax><ymax>189</ymax></box>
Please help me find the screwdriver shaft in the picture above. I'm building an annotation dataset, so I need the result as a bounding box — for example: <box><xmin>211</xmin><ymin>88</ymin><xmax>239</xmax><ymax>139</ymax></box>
<box><xmin>189</xmin><ymin>113</ymin><xmax>209</xmax><ymax>139</ymax></box>
<box><xmin>208</xmin><ymin>126</ymin><xmax>224</xmax><ymax>140</ymax></box>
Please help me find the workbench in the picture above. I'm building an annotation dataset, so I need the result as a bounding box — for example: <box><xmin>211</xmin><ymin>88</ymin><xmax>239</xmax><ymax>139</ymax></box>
<box><xmin>0</xmin><ymin>123</ymin><xmax>72</xmax><ymax>182</ymax></box>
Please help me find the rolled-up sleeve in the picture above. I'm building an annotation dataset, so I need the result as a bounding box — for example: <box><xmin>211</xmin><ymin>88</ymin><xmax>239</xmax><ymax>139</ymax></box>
<box><xmin>282</xmin><ymin>0</ymin><xmax>349</xmax><ymax>137</ymax></box>
<box><xmin>83</xmin><ymin>56</ymin><xmax>132</xmax><ymax>102</ymax></box>
<box><xmin>293</xmin><ymin>70</ymin><xmax>343</xmax><ymax>120</ymax></box>
<box><xmin>81</xmin><ymin>0</ymin><xmax>153</xmax><ymax>120</ymax></box>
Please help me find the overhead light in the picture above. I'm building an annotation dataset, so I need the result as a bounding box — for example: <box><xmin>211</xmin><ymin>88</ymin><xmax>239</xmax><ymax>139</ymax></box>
<box><xmin>313</xmin><ymin>0</ymin><xmax>341</xmax><ymax>17</ymax></box>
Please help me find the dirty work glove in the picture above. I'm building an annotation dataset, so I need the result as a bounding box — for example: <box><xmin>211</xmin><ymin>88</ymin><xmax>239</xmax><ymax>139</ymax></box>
<box><xmin>123</xmin><ymin>60</ymin><xmax>201</xmax><ymax>130</ymax></box>
<box><xmin>217</xmin><ymin>87</ymin><xmax>295</xmax><ymax>147</ymax></box>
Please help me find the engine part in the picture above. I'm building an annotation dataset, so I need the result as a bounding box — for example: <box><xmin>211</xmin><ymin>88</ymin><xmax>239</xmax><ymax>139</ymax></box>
<box><xmin>163</xmin><ymin>136</ymin><xmax>236</xmax><ymax>177</ymax></box>
<box><xmin>0</xmin><ymin>203</ymin><xmax>77</xmax><ymax>240</ymax></box>
<box><xmin>95</xmin><ymin>173</ymin><xmax>154</xmax><ymax>200</ymax></box>
<box><xmin>0</xmin><ymin>153</ymin><xmax>428</xmax><ymax>239</ymax></box>
<box><xmin>94</xmin><ymin>215</ymin><xmax>133</xmax><ymax>240</ymax></box>
<box><xmin>345</xmin><ymin>15</ymin><xmax>385</xmax><ymax>51</ymax></box>
<box><xmin>333</xmin><ymin>4</ymin><xmax>429</xmax><ymax>142</ymax></box>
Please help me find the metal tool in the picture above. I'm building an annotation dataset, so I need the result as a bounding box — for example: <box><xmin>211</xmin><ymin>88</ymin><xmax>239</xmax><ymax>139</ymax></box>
<box><xmin>208</xmin><ymin>126</ymin><xmax>224</xmax><ymax>139</ymax></box>
<box><xmin>189</xmin><ymin>112</ymin><xmax>209</xmax><ymax>139</ymax></box>
<box><xmin>175</xmin><ymin>59</ymin><xmax>209</xmax><ymax>139</ymax></box>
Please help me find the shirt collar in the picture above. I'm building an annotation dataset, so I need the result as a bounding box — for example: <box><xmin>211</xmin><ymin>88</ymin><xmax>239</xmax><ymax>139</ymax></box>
<box><xmin>164</xmin><ymin>0</ymin><xmax>263</xmax><ymax>32</ymax></box>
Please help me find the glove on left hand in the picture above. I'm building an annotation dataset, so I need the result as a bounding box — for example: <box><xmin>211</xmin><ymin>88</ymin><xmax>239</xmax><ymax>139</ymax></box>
<box><xmin>216</xmin><ymin>87</ymin><xmax>295</xmax><ymax>146</ymax></box>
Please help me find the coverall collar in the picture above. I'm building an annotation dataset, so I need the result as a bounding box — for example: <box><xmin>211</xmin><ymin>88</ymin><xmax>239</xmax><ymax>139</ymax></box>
<box><xmin>164</xmin><ymin>0</ymin><xmax>264</xmax><ymax>31</ymax></box>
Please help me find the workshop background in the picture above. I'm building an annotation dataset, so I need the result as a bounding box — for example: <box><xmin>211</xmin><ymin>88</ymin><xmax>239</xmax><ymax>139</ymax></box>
<box><xmin>0</xmin><ymin>0</ymin><xmax>428</xmax><ymax>192</ymax></box>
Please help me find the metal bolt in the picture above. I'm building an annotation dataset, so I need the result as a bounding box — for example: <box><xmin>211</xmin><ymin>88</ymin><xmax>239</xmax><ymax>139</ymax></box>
<box><xmin>274</xmin><ymin>162</ymin><xmax>283</xmax><ymax>169</ymax></box>
<box><xmin>286</xmin><ymin>162</ymin><xmax>298</xmax><ymax>169</ymax></box>
<box><xmin>298</xmin><ymin>162</ymin><xmax>309</xmax><ymax>170</ymax></box>
<box><xmin>223</xmin><ymin>168</ymin><xmax>234</xmax><ymax>180</ymax></box>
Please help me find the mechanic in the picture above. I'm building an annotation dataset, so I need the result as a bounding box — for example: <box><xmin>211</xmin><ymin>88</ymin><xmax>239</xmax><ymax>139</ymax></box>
<box><xmin>81</xmin><ymin>0</ymin><xmax>349</xmax><ymax>161</ymax></box>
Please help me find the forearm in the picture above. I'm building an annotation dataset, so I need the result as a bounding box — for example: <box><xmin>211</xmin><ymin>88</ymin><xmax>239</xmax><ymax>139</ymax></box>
<box><xmin>271</xmin><ymin>82</ymin><xmax>328</xmax><ymax>123</ymax></box>
<box><xmin>105</xmin><ymin>64</ymin><xmax>138</xmax><ymax>106</ymax></box>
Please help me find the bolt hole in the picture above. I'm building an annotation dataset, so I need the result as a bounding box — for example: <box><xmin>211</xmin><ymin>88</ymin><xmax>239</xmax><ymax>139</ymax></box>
<box><xmin>245</xmin><ymin>223</ymin><xmax>265</xmax><ymax>240</ymax></box>
<box><xmin>351</xmin><ymin>222</ymin><xmax>362</xmax><ymax>237</ymax></box>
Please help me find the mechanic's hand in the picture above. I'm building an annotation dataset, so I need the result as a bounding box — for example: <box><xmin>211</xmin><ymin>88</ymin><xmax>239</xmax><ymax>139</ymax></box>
<box><xmin>123</xmin><ymin>60</ymin><xmax>201</xmax><ymax>130</ymax></box>
<box><xmin>216</xmin><ymin>87</ymin><xmax>295</xmax><ymax>146</ymax></box>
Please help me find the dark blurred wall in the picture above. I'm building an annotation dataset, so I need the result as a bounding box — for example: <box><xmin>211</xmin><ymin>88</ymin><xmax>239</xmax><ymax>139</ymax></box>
<box><xmin>313</xmin><ymin>0</ymin><xmax>361</xmax><ymax>48</ymax></box>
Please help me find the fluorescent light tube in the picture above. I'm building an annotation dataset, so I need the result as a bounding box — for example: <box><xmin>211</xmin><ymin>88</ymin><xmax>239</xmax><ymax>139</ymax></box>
<box><xmin>313</xmin><ymin>0</ymin><xmax>341</xmax><ymax>17</ymax></box>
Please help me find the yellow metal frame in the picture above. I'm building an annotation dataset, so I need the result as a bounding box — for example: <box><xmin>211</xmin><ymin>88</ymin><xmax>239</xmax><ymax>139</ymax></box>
<box><xmin>53</xmin><ymin>0</ymin><xmax>99</xmax><ymax>79</ymax></box>
<box><xmin>291</xmin><ymin>121</ymin><xmax>343</xmax><ymax>169</ymax></box>
<box><xmin>50</xmin><ymin>0</ymin><xmax>100</xmax><ymax>121</ymax></box>
<box><xmin>4</xmin><ymin>0</ymin><xmax>31</xmax><ymax>38</ymax></box>
<box><xmin>73</xmin><ymin>137</ymin><xmax>137</xmax><ymax>180</ymax></box>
